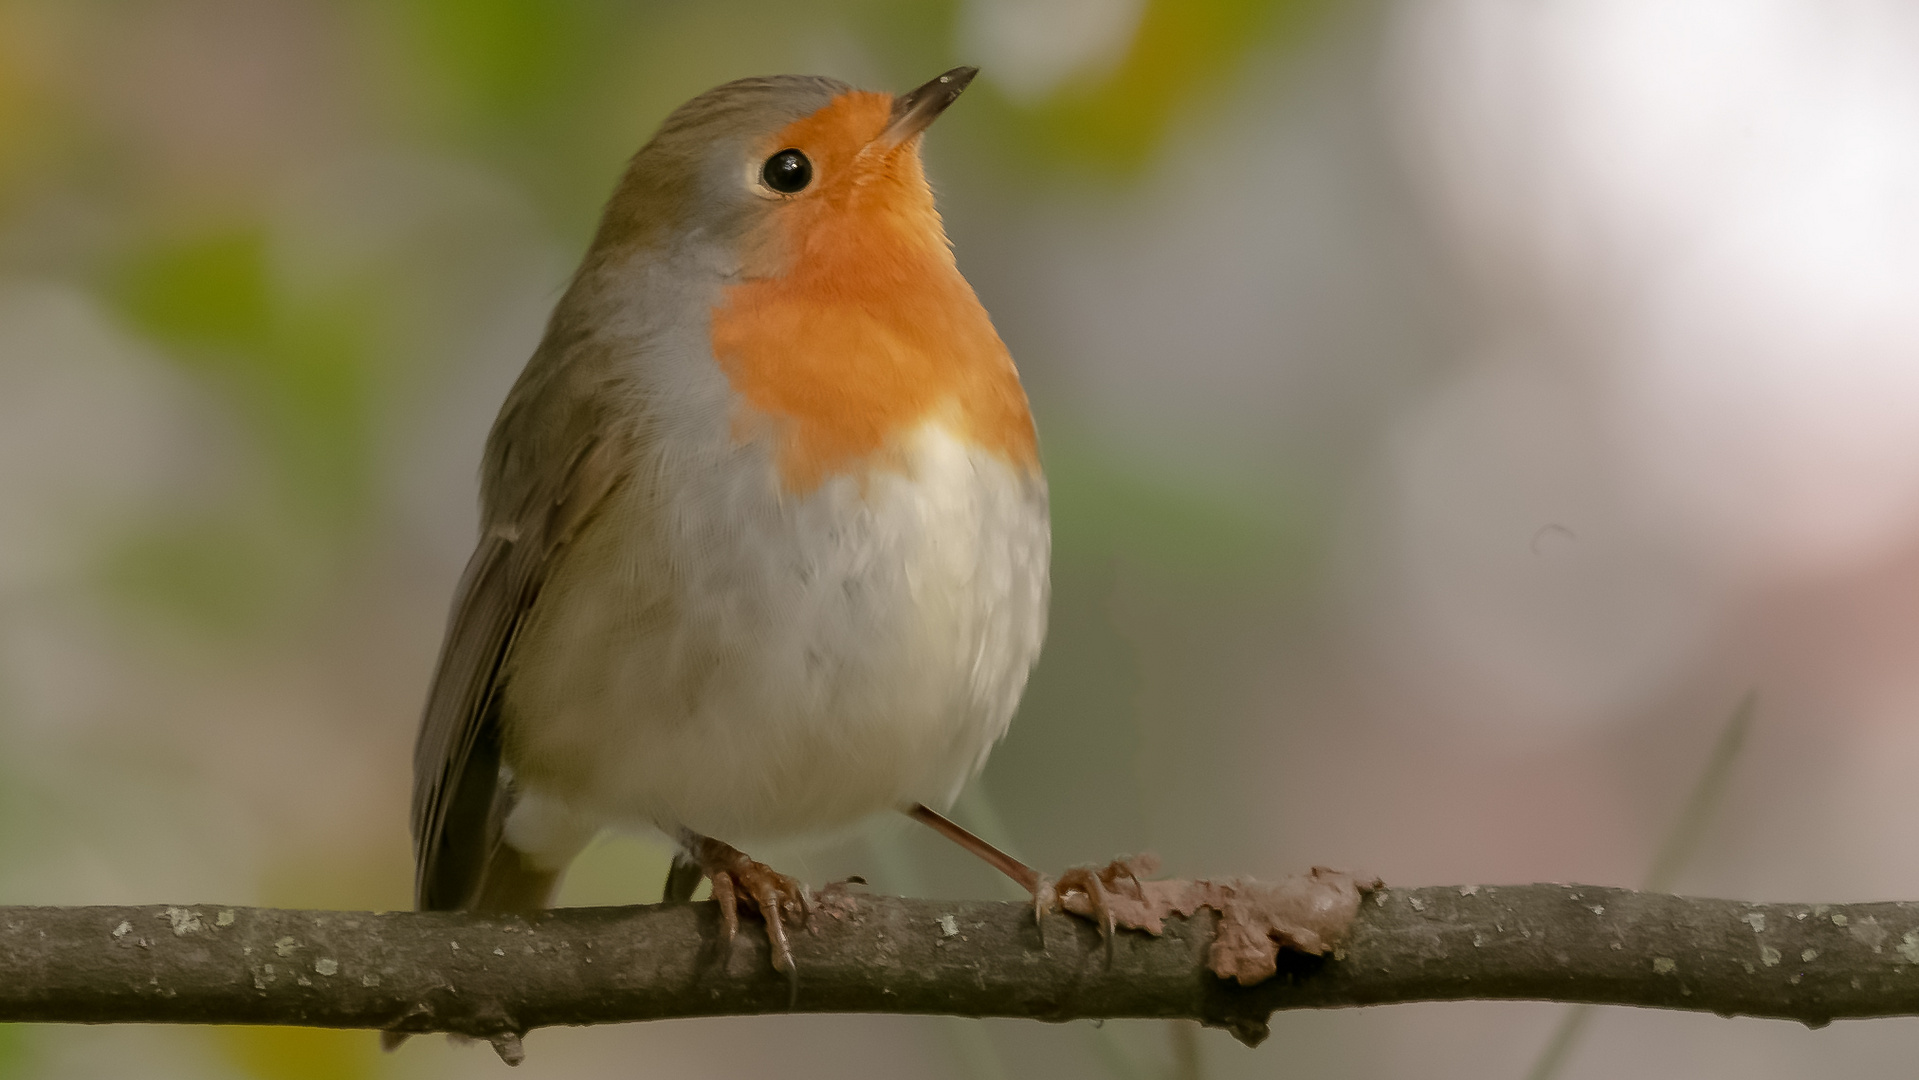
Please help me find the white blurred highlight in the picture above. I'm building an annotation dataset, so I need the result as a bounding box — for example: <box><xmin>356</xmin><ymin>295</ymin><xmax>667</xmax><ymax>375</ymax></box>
<box><xmin>1393</xmin><ymin>0</ymin><xmax>1919</xmax><ymax>579</ymax></box>
<box><xmin>960</xmin><ymin>0</ymin><xmax>1146</xmax><ymax>102</ymax></box>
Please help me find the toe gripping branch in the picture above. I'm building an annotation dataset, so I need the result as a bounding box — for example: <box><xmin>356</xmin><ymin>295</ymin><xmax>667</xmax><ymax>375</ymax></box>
<box><xmin>674</xmin><ymin>832</ymin><xmax>813</xmax><ymax>976</ymax></box>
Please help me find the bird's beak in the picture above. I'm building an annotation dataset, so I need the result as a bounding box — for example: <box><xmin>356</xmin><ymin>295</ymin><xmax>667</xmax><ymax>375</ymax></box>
<box><xmin>880</xmin><ymin>67</ymin><xmax>977</xmax><ymax>147</ymax></box>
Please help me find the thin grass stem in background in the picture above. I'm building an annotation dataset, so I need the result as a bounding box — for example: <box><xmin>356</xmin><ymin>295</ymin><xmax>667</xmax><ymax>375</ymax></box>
<box><xmin>1522</xmin><ymin>691</ymin><xmax>1757</xmax><ymax>1080</ymax></box>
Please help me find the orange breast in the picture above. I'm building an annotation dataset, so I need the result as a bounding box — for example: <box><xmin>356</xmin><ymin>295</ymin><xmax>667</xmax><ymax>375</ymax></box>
<box><xmin>708</xmin><ymin>93</ymin><xmax>1037</xmax><ymax>495</ymax></box>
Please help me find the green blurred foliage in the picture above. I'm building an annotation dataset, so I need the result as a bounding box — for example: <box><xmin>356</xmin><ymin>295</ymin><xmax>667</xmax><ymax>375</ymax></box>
<box><xmin>0</xmin><ymin>1025</ymin><xmax>23</xmax><ymax>1079</ymax></box>
<box><xmin>555</xmin><ymin>830</ymin><xmax>675</xmax><ymax>907</ymax></box>
<box><xmin>220</xmin><ymin>1026</ymin><xmax>381</xmax><ymax>1080</ymax></box>
<box><xmin>404</xmin><ymin>0</ymin><xmax>582</xmax><ymax>124</ymax></box>
<box><xmin>100</xmin><ymin>223</ymin><xmax>383</xmax><ymax>634</ymax></box>
<box><xmin>1045</xmin><ymin>428</ymin><xmax>1321</xmax><ymax>590</ymax></box>
<box><xmin>116</xmin><ymin>229</ymin><xmax>274</xmax><ymax>351</ymax></box>
<box><xmin>98</xmin><ymin>517</ymin><xmax>281</xmax><ymax>634</ymax></box>
<box><xmin>113</xmin><ymin>225</ymin><xmax>377</xmax><ymax>529</ymax></box>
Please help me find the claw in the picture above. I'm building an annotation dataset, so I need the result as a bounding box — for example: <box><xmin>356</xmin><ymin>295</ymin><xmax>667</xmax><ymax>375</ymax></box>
<box><xmin>1053</xmin><ymin>866</ymin><xmax>1122</xmax><ymax>963</ymax></box>
<box><xmin>1027</xmin><ymin>855</ymin><xmax>1161</xmax><ymax>965</ymax></box>
<box><xmin>1030</xmin><ymin>874</ymin><xmax>1059</xmax><ymax>953</ymax></box>
<box><xmin>1056</xmin><ymin>866</ymin><xmax>1117</xmax><ymax>962</ymax></box>
<box><xmin>680</xmin><ymin>832</ymin><xmax>810</xmax><ymax>977</ymax></box>
<box><xmin>731</xmin><ymin>857</ymin><xmax>801</xmax><ymax>972</ymax></box>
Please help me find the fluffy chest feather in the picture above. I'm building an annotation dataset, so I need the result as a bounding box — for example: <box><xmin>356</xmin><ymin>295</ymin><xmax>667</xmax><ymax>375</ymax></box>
<box><xmin>500</xmin><ymin>412</ymin><xmax>1049</xmax><ymax>843</ymax></box>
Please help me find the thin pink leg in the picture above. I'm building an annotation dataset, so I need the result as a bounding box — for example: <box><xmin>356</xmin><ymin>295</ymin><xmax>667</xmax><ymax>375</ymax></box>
<box><xmin>908</xmin><ymin>804</ymin><xmax>1041</xmax><ymax>894</ymax></box>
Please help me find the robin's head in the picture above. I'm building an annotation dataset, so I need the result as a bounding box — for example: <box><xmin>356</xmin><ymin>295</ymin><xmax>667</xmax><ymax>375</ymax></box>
<box><xmin>594</xmin><ymin>68</ymin><xmax>976</xmax><ymax>273</ymax></box>
<box><xmin>581</xmin><ymin>67</ymin><xmax>1032</xmax><ymax>494</ymax></box>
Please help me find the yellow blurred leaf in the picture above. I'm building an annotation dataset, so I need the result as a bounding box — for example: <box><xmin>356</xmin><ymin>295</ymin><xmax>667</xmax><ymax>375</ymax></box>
<box><xmin>0</xmin><ymin>1</ymin><xmax>59</xmax><ymax>206</ymax></box>
<box><xmin>220</xmin><ymin>1026</ymin><xmax>381</xmax><ymax>1080</ymax></box>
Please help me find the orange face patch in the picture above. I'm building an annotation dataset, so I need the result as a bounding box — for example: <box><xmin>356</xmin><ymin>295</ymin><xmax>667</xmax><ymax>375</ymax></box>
<box><xmin>708</xmin><ymin>91</ymin><xmax>1038</xmax><ymax>494</ymax></box>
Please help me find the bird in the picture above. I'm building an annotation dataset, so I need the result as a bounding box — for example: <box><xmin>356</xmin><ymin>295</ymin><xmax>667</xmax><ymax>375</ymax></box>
<box><xmin>402</xmin><ymin>66</ymin><xmax>1050</xmax><ymax>982</ymax></box>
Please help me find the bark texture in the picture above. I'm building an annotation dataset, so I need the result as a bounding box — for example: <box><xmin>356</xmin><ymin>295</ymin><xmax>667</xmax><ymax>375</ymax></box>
<box><xmin>5</xmin><ymin>885</ymin><xmax>1918</xmax><ymax>1052</ymax></box>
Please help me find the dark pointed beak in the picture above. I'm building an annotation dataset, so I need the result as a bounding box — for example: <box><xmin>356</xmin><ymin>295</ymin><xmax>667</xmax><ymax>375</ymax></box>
<box><xmin>880</xmin><ymin>66</ymin><xmax>977</xmax><ymax>146</ymax></box>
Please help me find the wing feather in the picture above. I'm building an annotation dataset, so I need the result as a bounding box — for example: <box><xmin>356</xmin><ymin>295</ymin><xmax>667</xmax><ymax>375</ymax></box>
<box><xmin>409</xmin><ymin>411</ymin><xmax>623</xmax><ymax>910</ymax></box>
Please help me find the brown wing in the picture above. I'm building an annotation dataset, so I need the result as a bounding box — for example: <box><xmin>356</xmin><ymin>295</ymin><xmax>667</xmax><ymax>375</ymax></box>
<box><xmin>409</xmin><ymin>367</ymin><xmax>624</xmax><ymax>910</ymax></box>
<box><xmin>408</xmin><ymin>531</ymin><xmax>516</xmax><ymax>910</ymax></box>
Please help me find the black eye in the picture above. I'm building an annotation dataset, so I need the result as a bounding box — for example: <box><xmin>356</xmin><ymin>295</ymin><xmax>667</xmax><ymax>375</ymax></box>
<box><xmin>761</xmin><ymin>148</ymin><xmax>812</xmax><ymax>194</ymax></box>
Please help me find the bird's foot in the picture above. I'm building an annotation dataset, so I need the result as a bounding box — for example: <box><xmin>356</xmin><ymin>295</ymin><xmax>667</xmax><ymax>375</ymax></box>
<box><xmin>685</xmin><ymin>834</ymin><xmax>811</xmax><ymax>973</ymax></box>
<box><xmin>903</xmin><ymin>803</ymin><xmax>1127</xmax><ymax>946</ymax></box>
<box><xmin>1034</xmin><ymin>855</ymin><xmax>1158</xmax><ymax>957</ymax></box>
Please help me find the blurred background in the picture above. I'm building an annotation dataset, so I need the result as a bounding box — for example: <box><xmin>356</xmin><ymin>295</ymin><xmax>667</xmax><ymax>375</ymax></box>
<box><xmin>5</xmin><ymin>0</ymin><xmax>1919</xmax><ymax>1076</ymax></box>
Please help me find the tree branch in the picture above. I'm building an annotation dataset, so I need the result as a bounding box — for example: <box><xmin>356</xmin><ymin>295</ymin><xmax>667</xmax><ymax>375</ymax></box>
<box><xmin>5</xmin><ymin>885</ymin><xmax>1918</xmax><ymax>1056</ymax></box>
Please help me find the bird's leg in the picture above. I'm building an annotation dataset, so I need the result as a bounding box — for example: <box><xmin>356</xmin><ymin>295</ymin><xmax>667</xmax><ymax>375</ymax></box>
<box><xmin>908</xmin><ymin>804</ymin><xmax>1134</xmax><ymax>957</ymax></box>
<box><xmin>662</xmin><ymin>851</ymin><xmax>705</xmax><ymax>903</ymax></box>
<box><xmin>907</xmin><ymin>803</ymin><xmax>1059</xmax><ymax>922</ymax></box>
<box><xmin>672</xmin><ymin>830</ymin><xmax>811</xmax><ymax>973</ymax></box>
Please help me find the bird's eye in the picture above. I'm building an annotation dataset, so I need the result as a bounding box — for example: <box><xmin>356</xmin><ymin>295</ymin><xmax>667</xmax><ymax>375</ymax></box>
<box><xmin>761</xmin><ymin>149</ymin><xmax>812</xmax><ymax>194</ymax></box>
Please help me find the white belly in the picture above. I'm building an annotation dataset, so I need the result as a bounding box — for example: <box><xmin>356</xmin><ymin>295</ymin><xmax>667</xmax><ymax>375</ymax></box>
<box><xmin>499</xmin><ymin>421</ymin><xmax>1049</xmax><ymax>849</ymax></box>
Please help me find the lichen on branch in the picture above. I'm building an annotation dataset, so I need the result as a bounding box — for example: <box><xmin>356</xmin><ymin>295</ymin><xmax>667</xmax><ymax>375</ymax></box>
<box><xmin>1051</xmin><ymin>857</ymin><xmax>1377</xmax><ymax>984</ymax></box>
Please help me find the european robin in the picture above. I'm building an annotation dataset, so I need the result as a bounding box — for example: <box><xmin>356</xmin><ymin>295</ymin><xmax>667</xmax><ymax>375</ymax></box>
<box><xmin>404</xmin><ymin>68</ymin><xmax>1049</xmax><ymax>975</ymax></box>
